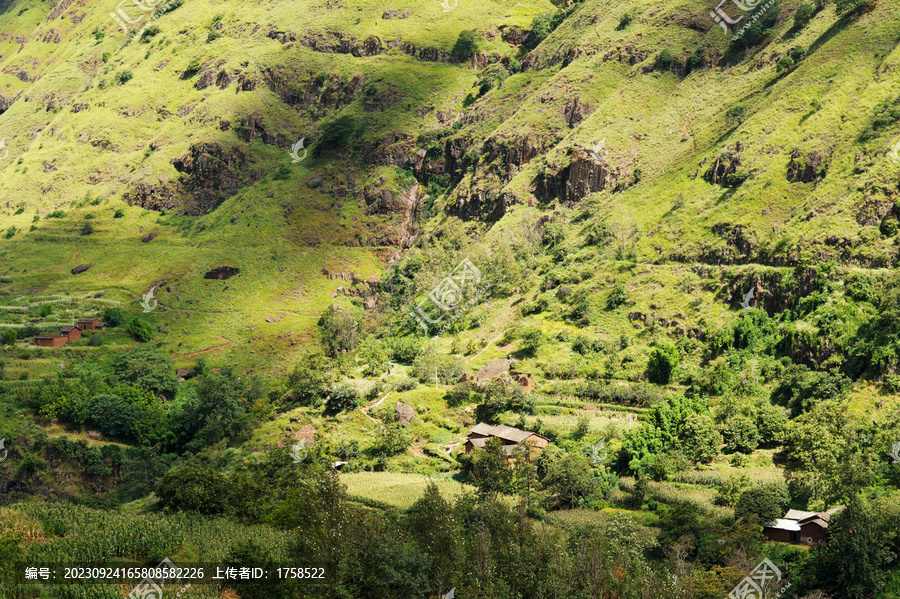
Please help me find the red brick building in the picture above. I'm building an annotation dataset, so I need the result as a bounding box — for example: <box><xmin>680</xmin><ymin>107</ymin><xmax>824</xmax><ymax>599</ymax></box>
<box><xmin>60</xmin><ymin>326</ymin><xmax>81</xmax><ymax>341</ymax></box>
<box><xmin>76</xmin><ymin>318</ymin><xmax>104</xmax><ymax>331</ymax></box>
<box><xmin>34</xmin><ymin>335</ymin><xmax>68</xmax><ymax>347</ymax></box>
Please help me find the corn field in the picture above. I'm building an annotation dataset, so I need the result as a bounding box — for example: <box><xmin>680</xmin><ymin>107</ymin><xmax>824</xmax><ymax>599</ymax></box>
<box><xmin>3</xmin><ymin>504</ymin><xmax>296</xmax><ymax>598</ymax></box>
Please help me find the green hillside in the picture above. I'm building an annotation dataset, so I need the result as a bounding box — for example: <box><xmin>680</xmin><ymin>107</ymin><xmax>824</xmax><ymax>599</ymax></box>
<box><xmin>1</xmin><ymin>0</ymin><xmax>900</xmax><ymax>596</ymax></box>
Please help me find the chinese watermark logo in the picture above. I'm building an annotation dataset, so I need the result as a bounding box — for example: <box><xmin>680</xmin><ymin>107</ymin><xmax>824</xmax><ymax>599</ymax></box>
<box><xmin>740</xmin><ymin>286</ymin><xmax>757</xmax><ymax>311</ymax></box>
<box><xmin>0</xmin><ymin>438</ymin><xmax>7</xmax><ymax>463</ymax></box>
<box><xmin>409</xmin><ymin>258</ymin><xmax>486</xmax><ymax>336</ymax></box>
<box><xmin>439</xmin><ymin>0</ymin><xmax>457</xmax><ymax>12</ymax></box>
<box><xmin>727</xmin><ymin>558</ymin><xmax>789</xmax><ymax>599</ymax></box>
<box><xmin>127</xmin><ymin>558</ymin><xmax>191</xmax><ymax>599</ymax></box>
<box><xmin>889</xmin><ymin>140</ymin><xmax>900</xmax><ymax>164</ymax></box>
<box><xmin>111</xmin><ymin>0</ymin><xmax>182</xmax><ymax>41</ymax></box>
<box><xmin>709</xmin><ymin>0</ymin><xmax>777</xmax><ymax>41</ymax></box>
<box><xmin>140</xmin><ymin>287</ymin><xmax>158</xmax><ymax>313</ymax></box>
<box><xmin>590</xmin><ymin>439</ymin><xmax>608</xmax><ymax>465</ymax></box>
<box><xmin>289</xmin><ymin>138</ymin><xmax>308</xmax><ymax>163</ymax></box>
<box><xmin>291</xmin><ymin>440</ymin><xmax>308</xmax><ymax>464</ymax></box>
<box><xmin>890</xmin><ymin>440</ymin><xmax>900</xmax><ymax>464</ymax></box>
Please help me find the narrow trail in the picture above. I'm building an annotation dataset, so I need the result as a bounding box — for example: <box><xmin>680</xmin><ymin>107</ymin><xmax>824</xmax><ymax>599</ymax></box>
<box><xmin>176</xmin><ymin>335</ymin><xmax>234</xmax><ymax>358</ymax></box>
<box><xmin>470</xmin><ymin>331</ymin><xmax>505</xmax><ymax>362</ymax></box>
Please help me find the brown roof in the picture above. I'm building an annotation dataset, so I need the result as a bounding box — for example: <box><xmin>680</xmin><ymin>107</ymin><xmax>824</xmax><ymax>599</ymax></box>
<box><xmin>61</xmin><ymin>326</ymin><xmax>77</xmax><ymax>333</ymax></box>
<box><xmin>77</xmin><ymin>318</ymin><xmax>100</xmax><ymax>323</ymax></box>
<box><xmin>784</xmin><ymin>509</ymin><xmax>818</xmax><ymax>521</ymax></box>
<box><xmin>467</xmin><ymin>423</ymin><xmax>547</xmax><ymax>444</ymax></box>
<box><xmin>470</xmin><ymin>423</ymin><xmax>496</xmax><ymax>436</ymax></box>
<box><xmin>475</xmin><ymin>359</ymin><xmax>512</xmax><ymax>379</ymax></box>
<box><xmin>466</xmin><ymin>437</ymin><xmax>518</xmax><ymax>456</ymax></box>
<box><xmin>34</xmin><ymin>335</ymin><xmax>57</xmax><ymax>340</ymax></box>
<box><xmin>801</xmin><ymin>518</ymin><xmax>829</xmax><ymax>529</ymax></box>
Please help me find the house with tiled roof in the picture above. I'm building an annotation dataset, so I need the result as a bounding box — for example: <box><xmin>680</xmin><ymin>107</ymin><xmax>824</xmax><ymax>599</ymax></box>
<box><xmin>463</xmin><ymin>423</ymin><xmax>549</xmax><ymax>461</ymax></box>
<box><xmin>764</xmin><ymin>506</ymin><xmax>845</xmax><ymax>545</ymax></box>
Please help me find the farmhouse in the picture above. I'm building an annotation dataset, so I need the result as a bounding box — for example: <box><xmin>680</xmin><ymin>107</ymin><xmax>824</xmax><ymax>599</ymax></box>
<box><xmin>60</xmin><ymin>326</ymin><xmax>81</xmax><ymax>341</ymax></box>
<box><xmin>33</xmin><ymin>335</ymin><xmax>68</xmax><ymax>348</ymax></box>
<box><xmin>76</xmin><ymin>318</ymin><xmax>106</xmax><ymax>331</ymax></box>
<box><xmin>763</xmin><ymin>506</ymin><xmax>845</xmax><ymax>545</ymax></box>
<box><xmin>459</xmin><ymin>358</ymin><xmax>537</xmax><ymax>394</ymax></box>
<box><xmin>464</xmin><ymin>423</ymin><xmax>549</xmax><ymax>461</ymax></box>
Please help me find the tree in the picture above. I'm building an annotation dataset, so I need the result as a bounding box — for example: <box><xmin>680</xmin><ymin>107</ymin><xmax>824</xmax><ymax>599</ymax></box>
<box><xmin>734</xmin><ymin>481</ymin><xmax>790</xmax><ymax>524</ymax></box>
<box><xmin>720</xmin><ymin>415</ymin><xmax>760</xmax><ymax>453</ymax></box>
<box><xmin>313</xmin><ymin>115</ymin><xmax>362</xmax><ymax>158</ymax></box>
<box><xmin>373</xmin><ymin>418</ymin><xmax>411</xmax><ymax>457</ymax></box>
<box><xmin>406</xmin><ymin>483</ymin><xmax>458</xmax><ymax>597</ymax></box>
<box><xmin>180</xmin><ymin>367</ymin><xmax>251</xmax><ymax>451</ymax></box>
<box><xmin>539</xmin><ymin>450</ymin><xmax>598</xmax><ymax>508</ymax></box>
<box><xmin>285</xmin><ymin>350</ymin><xmax>336</xmax><ymax>406</ymax></box>
<box><xmin>89</xmin><ymin>394</ymin><xmax>141</xmax><ymax>439</ymax></box>
<box><xmin>156</xmin><ymin>462</ymin><xmax>228</xmax><ymax>515</ymax></box>
<box><xmin>468</xmin><ymin>437</ymin><xmax>515</xmax><ymax>496</ymax></box>
<box><xmin>756</xmin><ymin>402</ymin><xmax>788</xmax><ymax>444</ymax></box>
<box><xmin>657</xmin><ymin>502</ymin><xmax>705</xmax><ymax>549</ymax></box>
<box><xmin>112</xmin><ymin>346</ymin><xmax>178</xmax><ymax>394</ymax></box>
<box><xmin>681</xmin><ymin>413</ymin><xmax>723</xmax><ymax>464</ymax></box>
<box><xmin>452</xmin><ymin>29</ymin><xmax>478</xmax><ymax>60</ymax></box>
<box><xmin>357</xmin><ymin>337</ymin><xmax>389</xmax><ymax>377</ymax></box>
<box><xmin>805</xmin><ymin>497</ymin><xmax>892</xmax><ymax>599</ymax></box>
<box><xmin>1</xmin><ymin>329</ymin><xmax>16</xmax><ymax>347</ymax></box>
<box><xmin>445</xmin><ymin>382</ymin><xmax>472</xmax><ymax>407</ymax></box>
<box><xmin>318</xmin><ymin>305</ymin><xmax>360</xmax><ymax>357</ymax></box>
<box><xmin>647</xmin><ymin>345</ymin><xmax>679</xmax><ymax>384</ymax></box>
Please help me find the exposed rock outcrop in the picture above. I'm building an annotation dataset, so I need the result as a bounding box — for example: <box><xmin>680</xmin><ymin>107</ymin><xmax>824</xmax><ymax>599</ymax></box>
<box><xmin>395</xmin><ymin>401</ymin><xmax>415</xmax><ymax>427</ymax></box>
<box><xmin>786</xmin><ymin>149</ymin><xmax>828</xmax><ymax>183</ymax></box>
<box><xmin>71</xmin><ymin>264</ymin><xmax>91</xmax><ymax>275</ymax></box>
<box><xmin>204</xmin><ymin>266</ymin><xmax>240</xmax><ymax>280</ymax></box>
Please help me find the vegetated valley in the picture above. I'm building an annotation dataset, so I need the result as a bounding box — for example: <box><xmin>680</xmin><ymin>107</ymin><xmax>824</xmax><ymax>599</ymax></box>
<box><xmin>0</xmin><ymin>0</ymin><xmax>899</xmax><ymax>596</ymax></box>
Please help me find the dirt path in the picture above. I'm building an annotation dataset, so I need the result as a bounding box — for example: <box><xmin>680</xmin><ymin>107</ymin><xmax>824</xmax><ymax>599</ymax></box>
<box><xmin>470</xmin><ymin>331</ymin><xmax>505</xmax><ymax>362</ymax></box>
<box><xmin>176</xmin><ymin>335</ymin><xmax>234</xmax><ymax>358</ymax></box>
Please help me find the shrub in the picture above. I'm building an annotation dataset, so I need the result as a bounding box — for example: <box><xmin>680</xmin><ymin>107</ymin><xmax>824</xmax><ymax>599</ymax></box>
<box><xmin>140</xmin><ymin>24</ymin><xmax>160</xmax><ymax>41</ymax></box>
<box><xmin>396</xmin><ymin>377</ymin><xmax>419</xmax><ymax>392</ymax></box>
<box><xmin>388</xmin><ymin>336</ymin><xmax>423</xmax><ymax>364</ymax></box>
<box><xmin>80</xmin><ymin>221</ymin><xmax>94</xmax><ymax>236</ymax></box>
<box><xmin>46</xmin><ymin>210</ymin><xmax>66</xmax><ymax>218</ymax></box>
<box><xmin>617</xmin><ymin>11</ymin><xmax>635</xmax><ymax>30</ymax></box>
<box><xmin>445</xmin><ymin>383</ymin><xmax>472</xmax><ymax>407</ymax></box>
<box><xmin>726</xmin><ymin>104</ymin><xmax>749</xmax><ymax>125</ymax></box>
<box><xmin>794</xmin><ymin>3</ymin><xmax>815</xmax><ymax>28</ymax></box>
<box><xmin>327</xmin><ymin>384</ymin><xmax>360</xmax><ymax>414</ymax></box>
<box><xmin>606</xmin><ymin>282</ymin><xmax>628</xmax><ymax>309</ymax></box>
<box><xmin>517</xmin><ymin>328</ymin><xmax>545</xmax><ymax>358</ymax></box>
<box><xmin>124</xmin><ymin>316</ymin><xmax>153</xmax><ymax>342</ymax></box>
<box><xmin>113</xmin><ymin>208</ymin><xmax>125</xmax><ymax>218</ymax></box>
<box><xmin>112</xmin><ymin>346</ymin><xmax>178</xmax><ymax>393</ymax></box>
<box><xmin>529</xmin><ymin>10</ymin><xmax>566</xmax><ymax>48</ymax></box>
<box><xmin>655</xmin><ymin>49</ymin><xmax>676</xmax><ymax>69</ymax></box>
<box><xmin>647</xmin><ymin>345</ymin><xmax>679</xmax><ymax>385</ymax></box>
<box><xmin>4</xmin><ymin>226</ymin><xmax>17</xmax><ymax>239</ymax></box>
<box><xmin>116</xmin><ymin>70</ymin><xmax>134</xmax><ymax>84</ymax></box>
<box><xmin>2</xmin><ymin>329</ymin><xmax>16</xmax><ymax>346</ymax></box>
<box><xmin>834</xmin><ymin>0</ymin><xmax>877</xmax><ymax>15</ymax></box>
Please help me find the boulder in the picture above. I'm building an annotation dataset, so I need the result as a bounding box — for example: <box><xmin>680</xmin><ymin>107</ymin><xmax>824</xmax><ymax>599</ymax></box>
<box><xmin>141</xmin><ymin>231</ymin><xmax>158</xmax><ymax>243</ymax></box>
<box><xmin>71</xmin><ymin>264</ymin><xmax>91</xmax><ymax>275</ymax></box>
<box><xmin>204</xmin><ymin>266</ymin><xmax>240</xmax><ymax>279</ymax></box>
<box><xmin>395</xmin><ymin>400</ymin><xmax>415</xmax><ymax>427</ymax></box>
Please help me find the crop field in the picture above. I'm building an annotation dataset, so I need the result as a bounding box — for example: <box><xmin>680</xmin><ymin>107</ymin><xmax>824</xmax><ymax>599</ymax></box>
<box><xmin>341</xmin><ymin>472</ymin><xmax>477</xmax><ymax>509</ymax></box>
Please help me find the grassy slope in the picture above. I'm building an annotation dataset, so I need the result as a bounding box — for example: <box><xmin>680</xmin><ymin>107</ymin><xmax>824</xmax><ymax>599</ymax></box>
<box><xmin>0</xmin><ymin>0</ymin><xmax>898</xmax><ymax>510</ymax></box>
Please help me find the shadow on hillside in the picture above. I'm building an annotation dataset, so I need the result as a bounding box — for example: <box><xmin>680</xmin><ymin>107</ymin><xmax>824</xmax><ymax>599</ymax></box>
<box><xmin>806</xmin><ymin>13</ymin><xmax>859</xmax><ymax>58</ymax></box>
